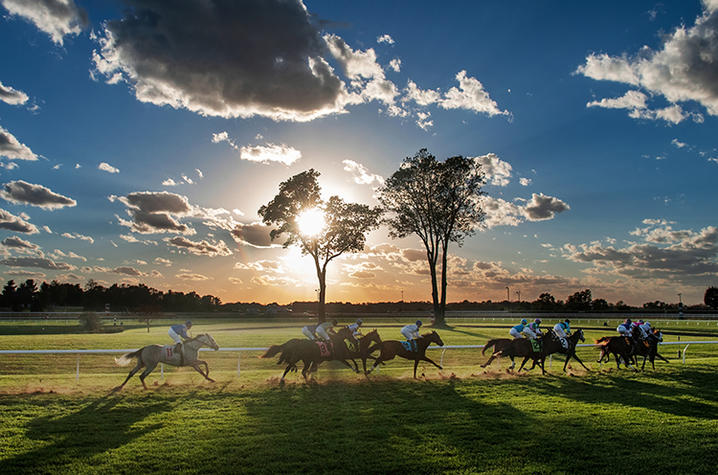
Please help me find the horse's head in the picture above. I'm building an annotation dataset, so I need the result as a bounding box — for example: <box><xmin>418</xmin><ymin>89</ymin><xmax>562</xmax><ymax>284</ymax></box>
<box><xmin>197</xmin><ymin>333</ymin><xmax>219</xmax><ymax>351</ymax></box>
<box><xmin>653</xmin><ymin>328</ymin><xmax>663</xmax><ymax>342</ymax></box>
<box><xmin>426</xmin><ymin>330</ymin><xmax>444</xmax><ymax>347</ymax></box>
<box><xmin>363</xmin><ymin>329</ymin><xmax>382</xmax><ymax>345</ymax></box>
<box><xmin>336</xmin><ymin>326</ymin><xmax>353</xmax><ymax>339</ymax></box>
<box><xmin>575</xmin><ymin>328</ymin><xmax>585</xmax><ymax>343</ymax></box>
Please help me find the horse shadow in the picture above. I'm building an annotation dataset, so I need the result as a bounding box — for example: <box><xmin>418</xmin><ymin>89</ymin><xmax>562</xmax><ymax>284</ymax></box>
<box><xmin>3</xmin><ymin>394</ymin><xmax>170</xmax><ymax>472</ymax></box>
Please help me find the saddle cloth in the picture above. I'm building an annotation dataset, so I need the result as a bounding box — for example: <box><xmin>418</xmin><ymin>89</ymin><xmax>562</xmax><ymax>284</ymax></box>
<box><xmin>401</xmin><ymin>340</ymin><xmax>418</xmax><ymax>352</ymax></box>
<box><xmin>316</xmin><ymin>341</ymin><xmax>332</xmax><ymax>357</ymax></box>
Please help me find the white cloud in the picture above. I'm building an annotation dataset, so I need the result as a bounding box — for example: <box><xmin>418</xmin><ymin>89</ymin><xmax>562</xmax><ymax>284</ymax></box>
<box><xmin>1</xmin><ymin>0</ymin><xmax>88</xmax><ymax>46</ymax></box>
<box><xmin>342</xmin><ymin>159</ymin><xmax>384</xmax><ymax>185</ymax></box>
<box><xmin>472</xmin><ymin>153</ymin><xmax>512</xmax><ymax>186</ymax></box>
<box><xmin>239</xmin><ymin>143</ymin><xmax>302</xmax><ymax>166</ymax></box>
<box><xmin>0</xmin><ymin>126</ymin><xmax>38</xmax><ymax>161</ymax></box>
<box><xmin>162</xmin><ymin>178</ymin><xmax>178</xmax><ymax>186</ymax></box>
<box><xmin>98</xmin><ymin>162</ymin><xmax>119</xmax><ymax>174</ymax></box>
<box><xmin>0</xmin><ymin>80</ymin><xmax>29</xmax><ymax>105</ymax></box>
<box><xmin>389</xmin><ymin>58</ymin><xmax>401</xmax><ymax>73</ymax></box>
<box><xmin>440</xmin><ymin>70</ymin><xmax>510</xmax><ymax>116</ymax></box>
<box><xmin>165</xmin><ymin>236</ymin><xmax>232</xmax><ymax>257</ymax></box>
<box><xmin>577</xmin><ymin>3</ymin><xmax>718</xmax><ymax>121</ymax></box>
<box><xmin>671</xmin><ymin>138</ymin><xmax>687</xmax><ymax>148</ymax></box>
<box><xmin>176</xmin><ymin>272</ymin><xmax>210</xmax><ymax>281</ymax></box>
<box><xmin>415</xmin><ymin>111</ymin><xmax>433</xmax><ymax>131</ymax></box>
<box><xmin>0</xmin><ymin>209</ymin><xmax>38</xmax><ymax>234</ymax></box>
<box><xmin>404</xmin><ymin>80</ymin><xmax>441</xmax><ymax>106</ymax></box>
<box><xmin>61</xmin><ymin>232</ymin><xmax>94</xmax><ymax>244</ymax></box>
<box><xmin>377</xmin><ymin>34</ymin><xmax>395</xmax><ymax>45</ymax></box>
<box><xmin>519</xmin><ymin>177</ymin><xmax>532</xmax><ymax>186</ymax></box>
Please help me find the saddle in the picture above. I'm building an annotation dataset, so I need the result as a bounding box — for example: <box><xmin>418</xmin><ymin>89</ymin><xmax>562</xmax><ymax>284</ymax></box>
<box><xmin>401</xmin><ymin>340</ymin><xmax>418</xmax><ymax>352</ymax></box>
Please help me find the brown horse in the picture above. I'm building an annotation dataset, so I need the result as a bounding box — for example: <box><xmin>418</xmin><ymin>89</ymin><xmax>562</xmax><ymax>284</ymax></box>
<box><xmin>115</xmin><ymin>333</ymin><xmax>219</xmax><ymax>389</ymax></box>
<box><xmin>499</xmin><ymin>329</ymin><xmax>588</xmax><ymax>374</ymax></box>
<box><xmin>595</xmin><ymin>335</ymin><xmax>637</xmax><ymax>370</ymax></box>
<box><xmin>262</xmin><ymin>327</ymin><xmax>363</xmax><ymax>381</ymax></box>
<box><xmin>346</xmin><ymin>329</ymin><xmax>383</xmax><ymax>374</ymax></box>
<box><xmin>634</xmin><ymin>329</ymin><xmax>669</xmax><ymax>370</ymax></box>
<box><xmin>367</xmin><ymin>331</ymin><xmax>444</xmax><ymax>378</ymax></box>
<box><xmin>480</xmin><ymin>336</ymin><xmax>545</xmax><ymax>371</ymax></box>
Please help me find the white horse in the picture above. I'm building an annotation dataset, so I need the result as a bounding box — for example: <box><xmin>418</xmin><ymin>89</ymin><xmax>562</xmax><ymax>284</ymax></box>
<box><xmin>115</xmin><ymin>333</ymin><xmax>219</xmax><ymax>389</ymax></box>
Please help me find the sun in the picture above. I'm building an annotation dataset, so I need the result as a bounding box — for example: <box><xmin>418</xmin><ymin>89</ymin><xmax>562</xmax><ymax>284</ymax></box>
<box><xmin>296</xmin><ymin>207</ymin><xmax>326</xmax><ymax>238</ymax></box>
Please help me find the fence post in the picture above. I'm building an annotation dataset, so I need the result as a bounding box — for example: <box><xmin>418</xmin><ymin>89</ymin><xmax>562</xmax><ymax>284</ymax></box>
<box><xmin>440</xmin><ymin>348</ymin><xmax>447</xmax><ymax>367</ymax></box>
<box><xmin>682</xmin><ymin>344</ymin><xmax>690</xmax><ymax>364</ymax></box>
<box><xmin>76</xmin><ymin>355</ymin><xmax>80</xmax><ymax>383</ymax></box>
<box><xmin>237</xmin><ymin>352</ymin><xmax>241</xmax><ymax>376</ymax></box>
<box><xmin>161</xmin><ymin>363</ymin><xmax>164</xmax><ymax>379</ymax></box>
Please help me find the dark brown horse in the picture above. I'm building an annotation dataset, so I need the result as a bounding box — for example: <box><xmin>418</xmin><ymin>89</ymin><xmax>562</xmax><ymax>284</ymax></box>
<box><xmin>261</xmin><ymin>328</ymin><xmax>368</xmax><ymax>381</ymax></box>
<box><xmin>634</xmin><ymin>329</ymin><xmax>669</xmax><ymax>370</ymax></box>
<box><xmin>346</xmin><ymin>329</ymin><xmax>383</xmax><ymax>374</ymax></box>
<box><xmin>367</xmin><ymin>331</ymin><xmax>444</xmax><ymax>378</ymax></box>
<box><xmin>596</xmin><ymin>335</ymin><xmax>636</xmax><ymax>370</ymax></box>
<box><xmin>493</xmin><ymin>329</ymin><xmax>589</xmax><ymax>374</ymax></box>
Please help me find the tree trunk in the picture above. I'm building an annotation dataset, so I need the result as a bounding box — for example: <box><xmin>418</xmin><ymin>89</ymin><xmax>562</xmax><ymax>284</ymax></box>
<box><xmin>312</xmin><ymin>252</ymin><xmax>326</xmax><ymax>323</ymax></box>
<box><xmin>436</xmin><ymin>242</ymin><xmax>449</xmax><ymax>327</ymax></box>
<box><xmin>427</xmin><ymin>250</ymin><xmax>440</xmax><ymax>324</ymax></box>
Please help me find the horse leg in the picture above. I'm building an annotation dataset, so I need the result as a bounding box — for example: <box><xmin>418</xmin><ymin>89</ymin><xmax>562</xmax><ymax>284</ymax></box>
<box><xmin>413</xmin><ymin>359</ymin><xmax>419</xmax><ymax>379</ymax></box>
<box><xmin>508</xmin><ymin>356</ymin><xmax>516</xmax><ymax>371</ymax></box>
<box><xmin>191</xmin><ymin>363</ymin><xmax>215</xmax><ymax>383</ymax></box>
<box><xmin>282</xmin><ymin>364</ymin><xmax>293</xmax><ymax>380</ymax></box>
<box><xmin>119</xmin><ymin>361</ymin><xmax>143</xmax><ymax>388</ymax></box>
<box><xmin>570</xmin><ymin>353</ymin><xmax>590</xmax><ymax>371</ymax></box>
<box><xmin>480</xmin><ymin>353</ymin><xmax>498</xmax><ymax>368</ymax></box>
<box><xmin>518</xmin><ymin>356</ymin><xmax>530</xmax><ymax>371</ymax></box>
<box><xmin>139</xmin><ymin>362</ymin><xmax>158</xmax><ymax>389</ymax></box>
<box><xmin>421</xmin><ymin>355</ymin><xmax>442</xmax><ymax>371</ymax></box>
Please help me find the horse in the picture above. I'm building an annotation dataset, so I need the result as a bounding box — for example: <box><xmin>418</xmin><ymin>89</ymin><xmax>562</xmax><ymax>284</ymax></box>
<box><xmin>634</xmin><ymin>328</ymin><xmax>669</xmax><ymax>370</ymax></box>
<box><xmin>262</xmin><ymin>327</ymin><xmax>361</xmax><ymax>381</ymax></box>
<box><xmin>480</xmin><ymin>335</ymin><xmax>545</xmax><ymax>371</ymax></box>
<box><xmin>115</xmin><ymin>333</ymin><xmax>219</xmax><ymax>389</ymax></box>
<box><xmin>595</xmin><ymin>335</ymin><xmax>636</xmax><ymax>370</ymax></box>
<box><xmin>346</xmin><ymin>329</ymin><xmax>383</xmax><ymax>374</ymax></box>
<box><xmin>535</xmin><ymin>328</ymin><xmax>590</xmax><ymax>373</ymax></box>
<box><xmin>366</xmin><ymin>331</ymin><xmax>444</xmax><ymax>378</ymax></box>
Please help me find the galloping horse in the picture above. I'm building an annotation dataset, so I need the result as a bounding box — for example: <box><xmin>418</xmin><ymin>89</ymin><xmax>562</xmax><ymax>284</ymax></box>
<box><xmin>347</xmin><ymin>329</ymin><xmax>383</xmax><ymax>374</ymax></box>
<box><xmin>367</xmin><ymin>331</ymin><xmax>444</xmax><ymax>378</ymax></box>
<box><xmin>595</xmin><ymin>335</ymin><xmax>636</xmax><ymax>370</ymax></box>
<box><xmin>492</xmin><ymin>329</ymin><xmax>588</xmax><ymax>374</ymax></box>
<box><xmin>634</xmin><ymin>329</ymin><xmax>669</xmax><ymax>370</ymax></box>
<box><xmin>480</xmin><ymin>336</ymin><xmax>545</xmax><ymax>371</ymax></box>
<box><xmin>115</xmin><ymin>333</ymin><xmax>219</xmax><ymax>389</ymax></box>
<box><xmin>262</xmin><ymin>327</ymin><xmax>366</xmax><ymax>381</ymax></box>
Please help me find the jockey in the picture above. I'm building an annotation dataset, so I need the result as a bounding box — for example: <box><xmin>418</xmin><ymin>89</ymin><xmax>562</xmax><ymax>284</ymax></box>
<box><xmin>168</xmin><ymin>320</ymin><xmax>192</xmax><ymax>362</ymax></box>
<box><xmin>401</xmin><ymin>320</ymin><xmax>422</xmax><ymax>340</ymax></box>
<box><xmin>509</xmin><ymin>319</ymin><xmax>528</xmax><ymax>339</ymax></box>
<box><xmin>301</xmin><ymin>323</ymin><xmax>318</xmax><ymax>340</ymax></box>
<box><xmin>315</xmin><ymin>319</ymin><xmax>337</xmax><ymax>341</ymax></box>
<box><xmin>638</xmin><ymin>320</ymin><xmax>652</xmax><ymax>340</ymax></box>
<box><xmin>345</xmin><ymin>319</ymin><xmax>363</xmax><ymax>351</ymax></box>
<box><xmin>523</xmin><ymin>318</ymin><xmax>542</xmax><ymax>339</ymax></box>
<box><xmin>553</xmin><ymin>319</ymin><xmax>571</xmax><ymax>350</ymax></box>
<box><xmin>617</xmin><ymin>318</ymin><xmax>633</xmax><ymax>338</ymax></box>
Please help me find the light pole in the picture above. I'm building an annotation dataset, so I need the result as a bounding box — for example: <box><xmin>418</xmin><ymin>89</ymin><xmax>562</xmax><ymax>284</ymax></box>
<box><xmin>516</xmin><ymin>290</ymin><xmax>521</xmax><ymax>303</ymax></box>
<box><xmin>506</xmin><ymin>286</ymin><xmax>510</xmax><ymax>312</ymax></box>
<box><xmin>678</xmin><ymin>292</ymin><xmax>683</xmax><ymax>319</ymax></box>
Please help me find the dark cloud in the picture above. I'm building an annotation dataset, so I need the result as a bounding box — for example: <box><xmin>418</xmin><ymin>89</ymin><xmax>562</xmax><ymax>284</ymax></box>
<box><xmin>1</xmin><ymin>0</ymin><xmax>88</xmax><ymax>46</ymax></box>
<box><xmin>114</xmin><ymin>191</ymin><xmax>193</xmax><ymax>234</ymax></box>
<box><xmin>0</xmin><ymin>256</ymin><xmax>72</xmax><ymax>270</ymax></box>
<box><xmin>231</xmin><ymin>222</ymin><xmax>284</xmax><ymax>248</ymax></box>
<box><xmin>166</xmin><ymin>236</ymin><xmax>232</xmax><ymax>257</ymax></box>
<box><xmin>0</xmin><ymin>180</ymin><xmax>76</xmax><ymax>209</ymax></box>
<box><xmin>92</xmin><ymin>0</ymin><xmax>345</xmax><ymax>121</ymax></box>
<box><xmin>0</xmin><ymin>208</ymin><xmax>39</xmax><ymax>234</ymax></box>
<box><xmin>111</xmin><ymin>266</ymin><xmax>145</xmax><ymax>276</ymax></box>
<box><xmin>1</xmin><ymin>235</ymin><xmax>39</xmax><ymax>250</ymax></box>
<box><xmin>524</xmin><ymin>193</ymin><xmax>569</xmax><ymax>221</ymax></box>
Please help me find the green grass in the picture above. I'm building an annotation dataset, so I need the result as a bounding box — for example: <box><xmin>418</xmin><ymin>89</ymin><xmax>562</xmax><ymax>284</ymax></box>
<box><xmin>1</xmin><ymin>318</ymin><xmax>718</xmax><ymax>473</ymax></box>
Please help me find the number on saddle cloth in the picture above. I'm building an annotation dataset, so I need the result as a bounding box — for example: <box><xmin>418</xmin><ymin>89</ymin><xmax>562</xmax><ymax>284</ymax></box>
<box><xmin>530</xmin><ymin>339</ymin><xmax>541</xmax><ymax>353</ymax></box>
<box><xmin>316</xmin><ymin>341</ymin><xmax>332</xmax><ymax>357</ymax></box>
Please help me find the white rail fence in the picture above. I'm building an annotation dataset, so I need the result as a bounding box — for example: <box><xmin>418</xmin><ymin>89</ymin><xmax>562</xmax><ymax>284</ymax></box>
<box><xmin>2</xmin><ymin>341</ymin><xmax>717</xmax><ymax>382</ymax></box>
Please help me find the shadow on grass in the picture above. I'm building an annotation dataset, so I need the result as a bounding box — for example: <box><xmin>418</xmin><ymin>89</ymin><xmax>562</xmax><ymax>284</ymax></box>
<box><xmin>3</xmin><ymin>395</ymin><xmax>170</xmax><ymax>472</ymax></box>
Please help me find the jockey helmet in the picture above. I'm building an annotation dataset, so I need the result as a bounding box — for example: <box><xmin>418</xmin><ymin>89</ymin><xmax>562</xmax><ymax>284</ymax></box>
<box><xmin>625</xmin><ymin>318</ymin><xmax>632</xmax><ymax>324</ymax></box>
<box><xmin>521</xmin><ymin>318</ymin><xmax>528</xmax><ymax>325</ymax></box>
<box><xmin>356</xmin><ymin>318</ymin><xmax>363</xmax><ymax>325</ymax></box>
<box><xmin>638</xmin><ymin>319</ymin><xmax>644</xmax><ymax>324</ymax></box>
<box><xmin>185</xmin><ymin>320</ymin><xmax>192</xmax><ymax>327</ymax></box>
<box><xmin>416</xmin><ymin>320</ymin><xmax>422</xmax><ymax>327</ymax></box>
<box><xmin>564</xmin><ymin>319</ymin><xmax>571</xmax><ymax>324</ymax></box>
<box><xmin>535</xmin><ymin>318</ymin><xmax>542</xmax><ymax>324</ymax></box>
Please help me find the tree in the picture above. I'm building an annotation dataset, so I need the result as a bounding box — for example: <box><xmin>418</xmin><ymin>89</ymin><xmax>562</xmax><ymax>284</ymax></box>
<box><xmin>567</xmin><ymin>289</ymin><xmax>592</xmax><ymax>311</ymax></box>
<box><xmin>705</xmin><ymin>287</ymin><xmax>718</xmax><ymax>309</ymax></box>
<box><xmin>1</xmin><ymin>280</ymin><xmax>19</xmax><ymax>311</ymax></box>
<box><xmin>378</xmin><ymin>149</ymin><xmax>486</xmax><ymax>325</ymax></box>
<box><xmin>259</xmin><ymin>169</ymin><xmax>382</xmax><ymax>322</ymax></box>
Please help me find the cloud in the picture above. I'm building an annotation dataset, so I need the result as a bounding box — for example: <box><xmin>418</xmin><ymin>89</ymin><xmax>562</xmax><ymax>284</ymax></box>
<box><xmin>671</xmin><ymin>138</ymin><xmax>687</xmax><ymax>148</ymax></box>
<box><xmin>472</xmin><ymin>153</ymin><xmax>512</xmax><ymax>186</ymax></box>
<box><xmin>563</xmin><ymin>221</ymin><xmax>718</xmax><ymax>285</ymax></box>
<box><xmin>0</xmin><ymin>162</ymin><xmax>19</xmax><ymax>170</ymax></box>
<box><xmin>519</xmin><ymin>177</ymin><xmax>532</xmax><ymax>186</ymax></box>
<box><xmin>0</xmin><ymin>126</ymin><xmax>38</xmax><ymax>161</ymax></box>
<box><xmin>524</xmin><ymin>193</ymin><xmax>570</xmax><ymax>221</ymax></box>
<box><xmin>0</xmin><ymin>208</ymin><xmax>38</xmax><ymax>234</ymax></box>
<box><xmin>0</xmin><ymin>180</ymin><xmax>76</xmax><ymax>209</ymax></box>
<box><xmin>111</xmin><ymin>266</ymin><xmax>145</xmax><ymax>277</ymax></box>
<box><xmin>228</xmin><ymin>276</ymin><xmax>243</xmax><ymax>285</ymax></box>
<box><xmin>1</xmin><ymin>235</ymin><xmax>39</xmax><ymax>250</ymax></box>
<box><xmin>342</xmin><ymin>159</ymin><xmax>384</xmax><ymax>185</ymax></box>
<box><xmin>577</xmin><ymin>3</ymin><xmax>718</xmax><ymax>121</ymax></box>
<box><xmin>404</xmin><ymin>80</ymin><xmax>441</xmax><ymax>106</ymax></box>
<box><xmin>165</xmin><ymin>236</ymin><xmax>232</xmax><ymax>257</ymax></box>
<box><xmin>324</xmin><ymin>33</ymin><xmax>398</xmax><ymax>105</ymax></box>
<box><xmin>162</xmin><ymin>178</ymin><xmax>178</xmax><ymax>187</ymax></box>
<box><xmin>231</xmin><ymin>222</ymin><xmax>284</xmax><ymax>248</ymax></box>
<box><xmin>377</xmin><ymin>34</ymin><xmax>395</xmax><ymax>45</ymax></box>
<box><xmin>98</xmin><ymin>162</ymin><xmax>119</xmax><ymax>174</ymax></box>
<box><xmin>91</xmin><ymin>0</ymin><xmax>345</xmax><ymax>122</ymax></box>
<box><xmin>0</xmin><ymin>256</ymin><xmax>73</xmax><ymax>270</ymax></box>
<box><xmin>154</xmin><ymin>257</ymin><xmax>172</xmax><ymax>267</ymax></box>
<box><xmin>176</xmin><ymin>272</ymin><xmax>210</xmax><ymax>281</ymax></box>
<box><xmin>113</xmin><ymin>191</ymin><xmax>194</xmax><ymax>234</ymax></box>
<box><xmin>1</xmin><ymin>0</ymin><xmax>88</xmax><ymax>46</ymax></box>
<box><xmin>239</xmin><ymin>143</ymin><xmax>302</xmax><ymax>165</ymax></box>
<box><xmin>415</xmin><ymin>111</ymin><xmax>433</xmax><ymax>130</ymax></box>
<box><xmin>5</xmin><ymin>270</ymin><xmax>46</xmax><ymax>279</ymax></box>
<box><xmin>440</xmin><ymin>70</ymin><xmax>509</xmax><ymax>116</ymax></box>
<box><xmin>61</xmin><ymin>232</ymin><xmax>94</xmax><ymax>244</ymax></box>
<box><xmin>389</xmin><ymin>58</ymin><xmax>401</xmax><ymax>72</ymax></box>
<box><xmin>0</xmin><ymin>80</ymin><xmax>29</xmax><ymax>105</ymax></box>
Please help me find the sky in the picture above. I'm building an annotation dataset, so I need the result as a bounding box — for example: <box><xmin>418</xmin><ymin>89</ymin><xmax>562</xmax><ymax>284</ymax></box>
<box><xmin>0</xmin><ymin>0</ymin><xmax>716</xmax><ymax>306</ymax></box>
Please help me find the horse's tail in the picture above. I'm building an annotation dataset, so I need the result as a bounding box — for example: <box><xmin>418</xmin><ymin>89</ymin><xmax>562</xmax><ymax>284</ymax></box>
<box><xmin>115</xmin><ymin>349</ymin><xmax>141</xmax><ymax>366</ymax></box>
<box><xmin>482</xmin><ymin>339</ymin><xmax>500</xmax><ymax>355</ymax></box>
<box><xmin>261</xmin><ymin>344</ymin><xmax>284</xmax><ymax>359</ymax></box>
<box><xmin>595</xmin><ymin>337</ymin><xmax>610</xmax><ymax>346</ymax></box>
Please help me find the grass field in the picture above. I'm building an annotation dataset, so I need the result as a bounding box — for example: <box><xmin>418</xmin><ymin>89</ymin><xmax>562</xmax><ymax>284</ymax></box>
<box><xmin>1</xmin><ymin>317</ymin><xmax>718</xmax><ymax>473</ymax></box>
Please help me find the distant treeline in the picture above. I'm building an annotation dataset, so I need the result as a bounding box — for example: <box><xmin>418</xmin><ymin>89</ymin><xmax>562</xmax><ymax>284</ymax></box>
<box><xmin>1</xmin><ymin>279</ymin><xmax>715</xmax><ymax>314</ymax></box>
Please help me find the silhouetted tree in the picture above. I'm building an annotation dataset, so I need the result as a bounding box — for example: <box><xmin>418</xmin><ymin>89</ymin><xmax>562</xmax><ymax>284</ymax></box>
<box><xmin>1</xmin><ymin>280</ymin><xmax>19</xmax><ymax>311</ymax></box>
<box><xmin>705</xmin><ymin>287</ymin><xmax>718</xmax><ymax>309</ymax></box>
<box><xmin>259</xmin><ymin>169</ymin><xmax>381</xmax><ymax>321</ymax></box>
<box><xmin>567</xmin><ymin>289</ymin><xmax>592</xmax><ymax>311</ymax></box>
<box><xmin>378</xmin><ymin>149</ymin><xmax>486</xmax><ymax>325</ymax></box>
